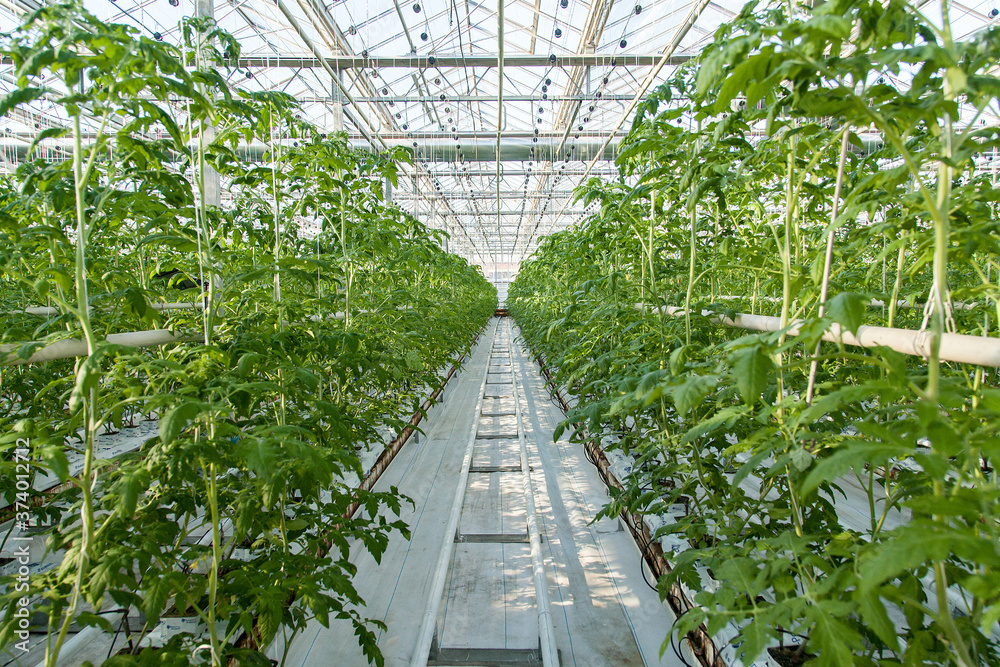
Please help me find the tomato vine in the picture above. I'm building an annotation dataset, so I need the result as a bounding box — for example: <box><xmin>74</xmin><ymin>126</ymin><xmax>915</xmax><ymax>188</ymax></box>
<box><xmin>0</xmin><ymin>4</ymin><xmax>496</xmax><ymax>666</ymax></box>
<box><xmin>511</xmin><ymin>0</ymin><xmax>1000</xmax><ymax>664</ymax></box>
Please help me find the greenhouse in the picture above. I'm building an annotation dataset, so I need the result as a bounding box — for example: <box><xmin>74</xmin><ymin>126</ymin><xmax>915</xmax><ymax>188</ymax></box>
<box><xmin>0</xmin><ymin>0</ymin><xmax>998</xmax><ymax>664</ymax></box>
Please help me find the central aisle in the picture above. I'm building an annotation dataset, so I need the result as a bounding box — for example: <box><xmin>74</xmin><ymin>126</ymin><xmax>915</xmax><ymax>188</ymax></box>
<box><xmin>271</xmin><ymin>318</ymin><xmax>686</xmax><ymax>666</ymax></box>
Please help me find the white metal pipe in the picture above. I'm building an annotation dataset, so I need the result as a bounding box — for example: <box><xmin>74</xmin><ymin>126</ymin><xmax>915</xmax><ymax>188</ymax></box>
<box><xmin>709</xmin><ymin>295</ymin><xmax>978</xmax><ymax>310</ymax></box>
<box><xmin>868</xmin><ymin>298</ymin><xmax>977</xmax><ymax>311</ymax></box>
<box><xmin>637</xmin><ymin>304</ymin><xmax>1000</xmax><ymax>367</ymax></box>
<box><xmin>496</xmin><ymin>1</ymin><xmax>504</xmax><ymax>266</ymax></box>
<box><xmin>410</xmin><ymin>320</ymin><xmax>497</xmax><ymax>667</ymax></box>
<box><xmin>302</xmin><ymin>306</ymin><xmax>413</xmax><ymax>322</ymax></box>
<box><xmin>153</xmin><ymin>302</ymin><xmax>205</xmax><ymax>311</ymax></box>
<box><xmin>391</xmin><ymin>0</ymin><xmax>417</xmax><ymax>53</ymax></box>
<box><xmin>509</xmin><ymin>326</ymin><xmax>559</xmax><ymax>667</ymax></box>
<box><xmin>1</xmin><ymin>328</ymin><xmax>200</xmax><ymax>366</ymax></box>
<box><xmin>11</xmin><ymin>304</ymin><xmax>416</xmax><ymax>319</ymax></box>
<box><xmin>3</xmin><ymin>307</ymin><xmax>417</xmax><ymax>365</ymax></box>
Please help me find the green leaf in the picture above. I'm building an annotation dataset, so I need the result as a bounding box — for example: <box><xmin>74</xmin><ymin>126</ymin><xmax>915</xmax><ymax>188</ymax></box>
<box><xmin>76</xmin><ymin>611</ymin><xmax>114</xmax><ymax>633</ymax></box>
<box><xmin>729</xmin><ymin>345</ymin><xmax>774</xmax><ymax>404</ymax></box>
<box><xmin>237</xmin><ymin>437</ymin><xmax>278</xmax><ymax>481</ymax></box>
<box><xmin>141</xmin><ymin>571</ymin><xmax>182</xmax><ymax>623</ymax></box>
<box><xmin>669</xmin><ymin>344</ymin><xmax>691</xmax><ymax>375</ymax></box>
<box><xmin>545</xmin><ymin>317</ymin><xmax>566</xmax><ymax>342</ymax></box>
<box><xmin>0</xmin><ymin>87</ymin><xmax>43</xmax><ymax>117</ymax></box>
<box><xmin>679</xmin><ymin>405</ymin><xmax>745</xmax><ymax>445</ymax></box>
<box><xmin>159</xmin><ymin>400</ymin><xmax>205</xmax><ymax>445</ymax></box>
<box><xmin>860</xmin><ymin>522</ymin><xmax>954</xmax><ymax>592</ymax></box>
<box><xmin>33</xmin><ymin>277</ymin><xmax>49</xmax><ymax>299</ymax></box>
<box><xmin>26</xmin><ymin>127</ymin><xmax>67</xmax><ymax>157</ymax></box>
<box><xmin>552</xmin><ymin>421</ymin><xmax>566</xmax><ymax>442</ymax></box>
<box><xmin>858</xmin><ymin>588</ymin><xmax>900</xmax><ymax>651</ymax></box>
<box><xmin>113</xmin><ymin>467</ymin><xmax>150</xmax><ymax>517</ymax></box>
<box><xmin>789</xmin><ymin>447</ymin><xmax>813</xmax><ymax>472</ymax></box>
<box><xmin>945</xmin><ymin>67</ymin><xmax>967</xmax><ymax>96</ymax></box>
<box><xmin>982</xmin><ymin>601</ymin><xmax>1000</xmax><ymax>635</ymax></box>
<box><xmin>734</xmin><ymin>616</ymin><xmax>771</xmax><ymax>664</ymax></box>
<box><xmin>825</xmin><ymin>292</ymin><xmax>866</xmax><ymax>336</ymax></box>
<box><xmin>800</xmin><ymin>440</ymin><xmax>910</xmax><ymax>496</ymax></box>
<box><xmin>39</xmin><ymin>444</ymin><xmax>70</xmax><ymax>482</ymax></box>
<box><xmin>237</xmin><ymin>352</ymin><xmax>262</xmax><ymax>378</ymax></box>
<box><xmin>806</xmin><ymin>14</ymin><xmax>852</xmax><ymax>39</ymax></box>
<box><xmin>257</xmin><ymin>592</ymin><xmax>283</xmax><ymax>645</ymax></box>
<box><xmin>671</xmin><ymin>373</ymin><xmax>718</xmax><ymax>415</ymax></box>
<box><xmin>804</xmin><ymin>604</ymin><xmax>863</xmax><ymax>666</ymax></box>
<box><xmin>732</xmin><ymin>449</ymin><xmax>770</xmax><ymax>487</ymax></box>
<box><xmin>69</xmin><ymin>344</ymin><xmax>129</xmax><ymax>414</ymax></box>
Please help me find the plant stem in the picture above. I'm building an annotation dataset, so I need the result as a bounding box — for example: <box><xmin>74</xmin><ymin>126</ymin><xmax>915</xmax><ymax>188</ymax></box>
<box><xmin>887</xmin><ymin>233</ymin><xmax>906</xmax><ymax>329</ymax></box>
<box><xmin>202</xmin><ymin>456</ymin><xmax>223</xmax><ymax>666</ymax></box>
<box><xmin>685</xmin><ymin>203</ymin><xmax>696</xmax><ymax>346</ymax></box>
<box><xmin>50</xmin><ymin>109</ymin><xmax>103</xmax><ymax>667</ymax></box>
<box><xmin>805</xmin><ymin>129</ymin><xmax>850</xmax><ymax>406</ymax></box>
<box><xmin>925</xmin><ymin>3</ymin><xmax>974</xmax><ymax>663</ymax></box>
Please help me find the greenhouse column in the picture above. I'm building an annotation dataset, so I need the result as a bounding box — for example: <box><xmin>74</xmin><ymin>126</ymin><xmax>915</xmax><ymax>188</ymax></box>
<box><xmin>196</xmin><ymin>0</ymin><xmax>220</xmax><ymax>207</ymax></box>
<box><xmin>330</xmin><ymin>73</ymin><xmax>345</xmax><ymax>132</ymax></box>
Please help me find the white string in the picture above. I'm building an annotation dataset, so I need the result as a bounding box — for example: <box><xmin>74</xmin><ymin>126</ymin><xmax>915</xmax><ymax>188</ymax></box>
<box><xmin>920</xmin><ymin>277</ymin><xmax>957</xmax><ymax>335</ymax></box>
<box><xmin>186</xmin><ymin>29</ymin><xmax>211</xmax><ymax>344</ymax></box>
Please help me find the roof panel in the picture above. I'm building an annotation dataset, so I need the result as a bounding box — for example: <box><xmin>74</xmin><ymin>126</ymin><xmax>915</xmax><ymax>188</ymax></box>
<box><xmin>0</xmin><ymin>0</ymin><xmax>996</xmax><ymax>276</ymax></box>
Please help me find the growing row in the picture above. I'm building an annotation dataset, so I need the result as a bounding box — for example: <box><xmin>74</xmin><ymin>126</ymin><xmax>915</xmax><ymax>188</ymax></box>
<box><xmin>512</xmin><ymin>0</ymin><xmax>999</xmax><ymax>664</ymax></box>
<box><xmin>0</xmin><ymin>5</ymin><xmax>495</xmax><ymax>666</ymax></box>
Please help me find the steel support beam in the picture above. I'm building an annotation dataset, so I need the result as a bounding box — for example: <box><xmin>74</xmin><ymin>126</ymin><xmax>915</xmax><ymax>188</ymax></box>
<box><xmin>0</xmin><ymin>138</ymin><xmax>621</xmax><ymax>163</ymax></box>
<box><xmin>282</xmin><ymin>0</ymin><xmax>492</xmax><ymax>263</ymax></box>
<box><xmin>495</xmin><ymin>3</ymin><xmax>504</xmax><ymax>265</ymax></box>
<box><xmin>396</xmin><ymin>191</ymin><xmax>578</xmax><ymax>200</ymax></box>
<box><xmin>400</xmin><ymin>210</ymin><xmax>592</xmax><ymax>215</ymax></box>
<box><xmin>232</xmin><ymin>54</ymin><xmax>687</xmax><ymax>69</ymax></box>
<box><xmin>421</xmin><ymin>168</ymin><xmax>619</xmax><ymax>177</ymax></box>
<box><xmin>349</xmin><ymin>93</ymin><xmax>635</xmax><ymax>103</ymax></box>
<box><xmin>514</xmin><ymin>0</ymin><xmax>613</xmax><ymax>262</ymax></box>
<box><xmin>273</xmin><ymin>0</ymin><xmax>385</xmax><ymax>149</ymax></box>
<box><xmin>526</xmin><ymin>0</ymin><xmax>715</xmax><ymax>261</ymax></box>
<box><xmin>357</xmin><ymin>130</ymin><xmax>628</xmax><ymax>140</ymax></box>
<box><xmin>410</xmin><ymin>138</ymin><xmax>619</xmax><ymax>163</ymax></box>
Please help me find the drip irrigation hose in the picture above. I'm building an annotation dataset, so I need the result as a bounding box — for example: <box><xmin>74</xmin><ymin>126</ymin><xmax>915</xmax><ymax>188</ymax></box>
<box><xmin>773</xmin><ymin>628</ymin><xmax>811</xmax><ymax>642</ymax></box>
<box><xmin>101</xmin><ymin>607</ymin><xmax>135</xmax><ymax>660</ymax></box>
<box><xmin>668</xmin><ymin>609</ymin><xmax>698</xmax><ymax>667</ymax></box>
<box><xmin>636</xmin><ymin>533</ymin><xmax>660</xmax><ymax>592</ymax></box>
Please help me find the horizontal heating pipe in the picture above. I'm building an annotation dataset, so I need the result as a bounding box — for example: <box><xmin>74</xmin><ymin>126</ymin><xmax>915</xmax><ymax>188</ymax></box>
<box><xmin>1</xmin><ymin>308</ymin><xmax>413</xmax><ymax>365</ymax></box>
<box><xmin>636</xmin><ymin>303</ymin><xmax>1000</xmax><ymax>368</ymax></box>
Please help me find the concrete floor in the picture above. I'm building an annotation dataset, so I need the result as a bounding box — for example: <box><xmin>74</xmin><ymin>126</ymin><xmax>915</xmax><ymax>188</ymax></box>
<box><xmin>271</xmin><ymin>319</ymin><xmax>687</xmax><ymax>666</ymax></box>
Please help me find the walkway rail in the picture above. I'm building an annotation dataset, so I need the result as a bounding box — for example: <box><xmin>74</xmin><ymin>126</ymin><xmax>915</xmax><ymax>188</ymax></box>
<box><xmin>411</xmin><ymin>318</ymin><xmax>558</xmax><ymax>667</ymax></box>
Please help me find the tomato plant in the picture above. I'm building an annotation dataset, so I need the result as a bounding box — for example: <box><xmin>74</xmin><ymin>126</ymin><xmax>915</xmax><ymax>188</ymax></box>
<box><xmin>0</xmin><ymin>4</ymin><xmax>495</xmax><ymax>666</ymax></box>
<box><xmin>511</xmin><ymin>0</ymin><xmax>1000</xmax><ymax>664</ymax></box>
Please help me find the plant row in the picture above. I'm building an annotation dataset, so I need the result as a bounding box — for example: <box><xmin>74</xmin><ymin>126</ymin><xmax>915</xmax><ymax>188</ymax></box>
<box><xmin>0</xmin><ymin>4</ymin><xmax>496</xmax><ymax>666</ymax></box>
<box><xmin>511</xmin><ymin>0</ymin><xmax>999</xmax><ymax>664</ymax></box>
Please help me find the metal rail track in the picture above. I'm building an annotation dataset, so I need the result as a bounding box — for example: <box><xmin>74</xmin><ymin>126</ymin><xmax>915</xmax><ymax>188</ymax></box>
<box><xmin>411</xmin><ymin>318</ymin><xmax>558</xmax><ymax>667</ymax></box>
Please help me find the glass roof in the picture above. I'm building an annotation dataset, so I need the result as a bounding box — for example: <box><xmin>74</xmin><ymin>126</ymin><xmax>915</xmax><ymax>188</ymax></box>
<box><xmin>1</xmin><ymin>0</ymin><xmax>999</xmax><ymax>287</ymax></box>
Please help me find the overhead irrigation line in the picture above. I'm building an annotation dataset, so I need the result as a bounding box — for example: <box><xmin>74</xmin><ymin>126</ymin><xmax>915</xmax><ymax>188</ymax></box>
<box><xmin>522</xmin><ymin>0</ymin><xmax>712</xmax><ymax>263</ymax></box>
<box><xmin>277</xmin><ymin>0</ymin><xmax>494</xmax><ymax>264</ymax></box>
<box><xmin>273</xmin><ymin>0</ymin><xmax>387</xmax><ymax>150</ymax></box>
